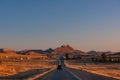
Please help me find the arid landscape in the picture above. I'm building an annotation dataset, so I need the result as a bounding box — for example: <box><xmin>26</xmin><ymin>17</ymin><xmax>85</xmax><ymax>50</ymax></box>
<box><xmin>0</xmin><ymin>48</ymin><xmax>57</xmax><ymax>79</ymax></box>
<box><xmin>1</xmin><ymin>0</ymin><xmax>120</xmax><ymax>80</ymax></box>
<box><xmin>65</xmin><ymin>60</ymin><xmax>120</xmax><ymax>79</ymax></box>
<box><xmin>0</xmin><ymin>60</ymin><xmax>56</xmax><ymax>76</ymax></box>
<box><xmin>0</xmin><ymin>45</ymin><xmax>120</xmax><ymax>80</ymax></box>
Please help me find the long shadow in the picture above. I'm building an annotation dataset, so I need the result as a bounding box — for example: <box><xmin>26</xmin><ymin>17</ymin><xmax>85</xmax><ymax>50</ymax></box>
<box><xmin>0</xmin><ymin>68</ymin><xmax>49</xmax><ymax>80</ymax></box>
<box><xmin>67</xmin><ymin>67</ymin><xmax>119</xmax><ymax>80</ymax></box>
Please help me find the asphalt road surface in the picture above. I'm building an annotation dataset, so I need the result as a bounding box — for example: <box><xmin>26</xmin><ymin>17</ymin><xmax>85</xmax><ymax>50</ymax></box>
<box><xmin>35</xmin><ymin>67</ymin><xmax>118</xmax><ymax>80</ymax></box>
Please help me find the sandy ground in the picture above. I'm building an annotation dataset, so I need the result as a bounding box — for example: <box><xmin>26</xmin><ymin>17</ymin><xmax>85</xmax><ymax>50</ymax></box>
<box><xmin>65</xmin><ymin>60</ymin><xmax>120</xmax><ymax>80</ymax></box>
<box><xmin>0</xmin><ymin>60</ymin><xmax>57</xmax><ymax>77</ymax></box>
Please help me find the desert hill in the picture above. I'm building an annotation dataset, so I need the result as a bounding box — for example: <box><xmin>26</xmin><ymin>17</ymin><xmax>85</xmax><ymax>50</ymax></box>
<box><xmin>53</xmin><ymin>45</ymin><xmax>85</xmax><ymax>55</ymax></box>
<box><xmin>17</xmin><ymin>48</ymin><xmax>54</xmax><ymax>54</ymax></box>
<box><xmin>21</xmin><ymin>50</ymin><xmax>40</xmax><ymax>55</ymax></box>
<box><xmin>0</xmin><ymin>48</ymin><xmax>16</xmax><ymax>54</ymax></box>
<box><xmin>0</xmin><ymin>48</ymin><xmax>20</xmax><ymax>56</ymax></box>
<box><xmin>0</xmin><ymin>45</ymin><xmax>86</xmax><ymax>55</ymax></box>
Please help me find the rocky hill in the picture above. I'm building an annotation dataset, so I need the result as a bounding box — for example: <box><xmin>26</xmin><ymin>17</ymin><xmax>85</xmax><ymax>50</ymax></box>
<box><xmin>0</xmin><ymin>48</ymin><xmax>16</xmax><ymax>54</ymax></box>
<box><xmin>53</xmin><ymin>45</ymin><xmax>85</xmax><ymax>55</ymax></box>
<box><xmin>20</xmin><ymin>50</ymin><xmax>40</xmax><ymax>55</ymax></box>
<box><xmin>0</xmin><ymin>45</ymin><xmax>86</xmax><ymax>55</ymax></box>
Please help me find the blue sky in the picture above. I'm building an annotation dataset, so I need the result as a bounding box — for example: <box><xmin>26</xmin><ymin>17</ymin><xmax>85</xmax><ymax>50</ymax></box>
<box><xmin>0</xmin><ymin>0</ymin><xmax>120</xmax><ymax>51</ymax></box>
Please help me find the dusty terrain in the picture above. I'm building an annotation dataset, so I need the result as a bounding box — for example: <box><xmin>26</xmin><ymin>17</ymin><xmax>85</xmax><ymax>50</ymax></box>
<box><xmin>65</xmin><ymin>60</ymin><xmax>120</xmax><ymax>80</ymax></box>
<box><xmin>0</xmin><ymin>60</ymin><xmax>57</xmax><ymax>77</ymax></box>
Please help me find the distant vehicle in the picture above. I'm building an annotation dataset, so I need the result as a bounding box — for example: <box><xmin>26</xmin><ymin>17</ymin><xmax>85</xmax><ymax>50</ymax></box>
<box><xmin>57</xmin><ymin>65</ymin><xmax>62</xmax><ymax>69</ymax></box>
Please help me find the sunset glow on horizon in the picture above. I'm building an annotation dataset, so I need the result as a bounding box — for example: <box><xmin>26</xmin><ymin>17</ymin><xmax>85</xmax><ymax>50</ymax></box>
<box><xmin>0</xmin><ymin>0</ymin><xmax>120</xmax><ymax>52</ymax></box>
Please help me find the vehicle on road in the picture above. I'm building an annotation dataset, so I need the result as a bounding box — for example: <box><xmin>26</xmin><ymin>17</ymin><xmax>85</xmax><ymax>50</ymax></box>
<box><xmin>57</xmin><ymin>65</ymin><xmax>62</xmax><ymax>69</ymax></box>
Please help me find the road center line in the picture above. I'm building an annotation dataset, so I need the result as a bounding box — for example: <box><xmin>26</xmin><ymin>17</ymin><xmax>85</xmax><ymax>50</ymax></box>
<box><xmin>65</xmin><ymin>68</ymin><xmax>83</xmax><ymax>80</ymax></box>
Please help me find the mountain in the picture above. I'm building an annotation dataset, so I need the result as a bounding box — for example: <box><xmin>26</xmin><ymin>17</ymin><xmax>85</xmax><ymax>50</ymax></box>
<box><xmin>0</xmin><ymin>45</ymin><xmax>86</xmax><ymax>55</ymax></box>
<box><xmin>21</xmin><ymin>50</ymin><xmax>40</xmax><ymax>55</ymax></box>
<box><xmin>30</xmin><ymin>49</ymin><xmax>43</xmax><ymax>53</ymax></box>
<box><xmin>53</xmin><ymin>45</ymin><xmax>85</xmax><ymax>55</ymax></box>
<box><xmin>44</xmin><ymin>48</ymin><xmax>54</xmax><ymax>53</ymax></box>
<box><xmin>16</xmin><ymin>49</ymin><xmax>43</xmax><ymax>54</ymax></box>
<box><xmin>0</xmin><ymin>48</ymin><xmax>19</xmax><ymax>56</ymax></box>
<box><xmin>17</xmin><ymin>48</ymin><xmax>54</xmax><ymax>54</ymax></box>
<box><xmin>0</xmin><ymin>48</ymin><xmax>16</xmax><ymax>54</ymax></box>
<box><xmin>113</xmin><ymin>52</ymin><xmax>120</xmax><ymax>55</ymax></box>
<box><xmin>87</xmin><ymin>51</ymin><xmax>112</xmax><ymax>56</ymax></box>
<box><xmin>87</xmin><ymin>51</ymin><xmax>98</xmax><ymax>55</ymax></box>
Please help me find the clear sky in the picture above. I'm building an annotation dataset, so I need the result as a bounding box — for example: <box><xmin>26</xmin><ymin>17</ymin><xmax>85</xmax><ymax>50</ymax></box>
<box><xmin>0</xmin><ymin>0</ymin><xmax>120</xmax><ymax>52</ymax></box>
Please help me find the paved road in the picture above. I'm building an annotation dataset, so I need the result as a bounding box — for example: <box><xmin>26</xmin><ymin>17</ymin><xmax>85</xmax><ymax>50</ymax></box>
<box><xmin>35</xmin><ymin>68</ymin><xmax>118</xmax><ymax>80</ymax></box>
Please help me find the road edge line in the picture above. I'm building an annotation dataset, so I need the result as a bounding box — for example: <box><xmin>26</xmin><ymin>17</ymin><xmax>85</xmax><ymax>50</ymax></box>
<box><xmin>27</xmin><ymin>67</ymin><xmax>56</xmax><ymax>80</ymax></box>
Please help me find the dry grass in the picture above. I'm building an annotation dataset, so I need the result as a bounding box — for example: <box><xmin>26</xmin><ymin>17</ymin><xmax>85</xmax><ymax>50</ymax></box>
<box><xmin>65</xmin><ymin>60</ymin><xmax>120</xmax><ymax>79</ymax></box>
<box><xmin>0</xmin><ymin>53</ymin><xmax>57</xmax><ymax>77</ymax></box>
<box><xmin>0</xmin><ymin>60</ymin><xmax>57</xmax><ymax>77</ymax></box>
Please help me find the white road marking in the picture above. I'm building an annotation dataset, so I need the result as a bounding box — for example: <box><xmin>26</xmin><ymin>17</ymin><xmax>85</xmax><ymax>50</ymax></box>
<box><xmin>65</xmin><ymin>68</ymin><xmax>83</xmax><ymax>80</ymax></box>
<box><xmin>40</xmin><ymin>70</ymin><xmax>56</xmax><ymax>80</ymax></box>
<box><xmin>27</xmin><ymin>68</ymin><xmax>55</xmax><ymax>80</ymax></box>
